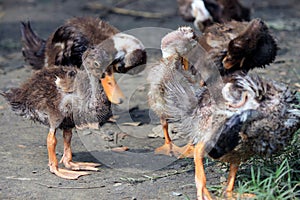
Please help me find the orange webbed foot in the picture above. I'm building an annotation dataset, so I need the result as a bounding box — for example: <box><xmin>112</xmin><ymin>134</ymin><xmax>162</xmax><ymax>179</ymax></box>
<box><xmin>155</xmin><ymin>142</ymin><xmax>183</xmax><ymax>157</ymax></box>
<box><xmin>223</xmin><ymin>191</ymin><xmax>256</xmax><ymax>199</ymax></box>
<box><xmin>61</xmin><ymin>161</ymin><xmax>101</xmax><ymax>171</ymax></box>
<box><xmin>49</xmin><ymin>166</ymin><xmax>90</xmax><ymax>180</ymax></box>
<box><xmin>178</xmin><ymin>142</ymin><xmax>195</xmax><ymax>158</ymax></box>
<box><xmin>60</xmin><ymin>155</ymin><xmax>101</xmax><ymax>171</ymax></box>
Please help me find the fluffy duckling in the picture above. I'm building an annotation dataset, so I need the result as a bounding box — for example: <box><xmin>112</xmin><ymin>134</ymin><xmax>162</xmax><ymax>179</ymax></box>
<box><xmin>2</xmin><ymin>32</ymin><xmax>146</xmax><ymax>180</ymax></box>
<box><xmin>148</xmin><ymin>26</ymin><xmax>199</xmax><ymax>157</ymax></box>
<box><xmin>163</xmin><ymin>70</ymin><xmax>300</xmax><ymax>199</ymax></box>
<box><xmin>148</xmin><ymin>18</ymin><xmax>277</xmax><ymax>157</ymax></box>
<box><xmin>196</xmin><ymin>18</ymin><xmax>277</xmax><ymax>79</ymax></box>
<box><xmin>20</xmin><ymin>16</ymin><xmax>146</xmax><ymax>74</ymax></box>
<box><xmin>22</xmin><ymin>17</ymin><xmax>146</xmax><ymax>104</ymax></box>
<box><xmin>178</xmin><ymin>0</ymin><xmax>250</xmax><ymax>31</ymax></box>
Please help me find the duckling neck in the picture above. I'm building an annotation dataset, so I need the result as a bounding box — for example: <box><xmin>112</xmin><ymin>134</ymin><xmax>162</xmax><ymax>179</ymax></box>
<box><xmin>70</xmin><ymin>71</ymin><xmax>111</xmax><ymax>129</ymax></box>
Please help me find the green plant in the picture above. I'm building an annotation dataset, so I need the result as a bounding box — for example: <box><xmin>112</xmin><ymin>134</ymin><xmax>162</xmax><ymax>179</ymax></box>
<box><xmin>234</xmin><ymin>130</ymin><xmax>300</xmax><ymax>200</ymax></box>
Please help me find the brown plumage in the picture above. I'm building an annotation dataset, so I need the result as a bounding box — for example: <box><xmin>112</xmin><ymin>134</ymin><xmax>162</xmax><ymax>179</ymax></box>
<box><xmin>21</xmin><ymin>16</ymin><xmax>147</xmax><ymax>104</ymax></box>
<box><xmin>163</xmin><ymin>70</ymin><xmax>300</xmax><ymax>199</ymax></box>
<box><xmin>148</xmin><ymin>19</ymin><xmax>281</xmax><ymax>199</ymax></box>
<box><xmin>20</xmin><ymin>16</ymin><xmax>146</xmax><ymax>74</ymax></box>
<box><xmin>148</xmin><ymin>27</ymin><xmax>199</xmax><ymax>157</ymax></box>
<box><xmin>3</xmin><ymin>21</ymin><xmax>147</xmax><ymax>179</ymax></box>
<box><xmin>148</xmin><ymin>18</ymin><xmax>277</xmax><ymax>158</ymax></box>
<box><xmin>196</xmin><ymin>18</ymin><xmax>277</xmax><ymax>78</ymax></box>
<box><xmin>21</xmin><ymin>17</ymin><xmax>119</xmax><ymax>69</ymax></box>
<box><xmin>3</xmin><ymin>66</ymin><xmax>111</xmax><ymax>129</ymax></box>
<box><xmin>177</xmin><ymin>0</ymin><xmax>250</xmax><ymax>31</ymax></box>
<box><xmin>2</xmin><ymin>65</ymin><xmax>111</xmax><ymax>179</ymax></box>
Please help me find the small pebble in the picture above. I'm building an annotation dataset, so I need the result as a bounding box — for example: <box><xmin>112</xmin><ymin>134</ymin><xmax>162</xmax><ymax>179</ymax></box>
<box><xmin>17</xmin><ymin>144</ymin><xmax>26</xmax><ymax>148</ymax></box>
<box><xmin>172</xmin><ymin>191</ymin><xmax>182</xmax><ymax>196</ymax></box>
<box><xmin>113</xmin><ymin>182</ymin><xmax>122</xmax><ymax>187</ymax></box>
<box><xmin>111</xmin><ymin>146</ymin><xmax>129</xmax><ymax>152</ymax></box>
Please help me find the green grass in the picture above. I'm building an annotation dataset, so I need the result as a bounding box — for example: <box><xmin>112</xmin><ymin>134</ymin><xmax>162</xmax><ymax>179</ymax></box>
<box><xmin>233</xmin><ymin>130</ymin><xmax>300</xmax><ymax>200</ymax></box>
<box><xmin>226</xmin><ymin>93</ymin><xmax>300</xmax><ymax>199</ymax></box>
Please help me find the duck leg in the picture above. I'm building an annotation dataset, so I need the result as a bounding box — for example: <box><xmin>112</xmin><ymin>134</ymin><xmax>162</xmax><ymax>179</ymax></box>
<box><xmin>47</xmin><ymin>129</ymin><xmax>90</xmax><ymax>179</ymax></box>
<box><xmin>59</xmin><ymin>129</ymin><xmax>100</xmax><ymax>171</ymax></box>
<box><xmin>154</xmin><ymin>118</ymin><xmax>186</xmax><ymax>157</ymax></box>
<box><xmin>224</xmin><ymin>163</ymin><xmax>239</xmax><ymax>198</ymax></box>
<box><xmin>224</xmin><ymin>163</ymin><xmax>256</xmax><ymax>199</ymax></box>
<box><xmin>194</xmin><ymin>142</ymin><xmax>212</xmax><ymax>200</ymax></box>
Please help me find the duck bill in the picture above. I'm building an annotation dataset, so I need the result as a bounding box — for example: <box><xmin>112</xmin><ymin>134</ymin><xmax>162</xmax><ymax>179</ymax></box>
<box><xmin>101</xmin><ymin>73</ymin><xmax>124</xmax><ymax>104</ymax></box>
<box><xmin>182</xmin><ymin>57</ymin><xmax>189</xmax><ymax>70</ymax></box>
<box><xmin>222</xmin><ymin>56</ymin><xmax>236</xmax><ymax>70</ymax></box>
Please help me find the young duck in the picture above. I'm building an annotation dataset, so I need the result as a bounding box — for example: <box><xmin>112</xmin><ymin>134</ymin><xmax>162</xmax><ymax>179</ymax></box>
<box><xmin>149</xmin><ymin>18</ymin><xmax>277</xmax><ymax>158</ymax></box>
<box><xmin>20</xmin><ymin>16</ymin><xmax>146</xmax><ymax>74</ymax></box>
<box><xmin>2</xmin><ymin>33</ymin><xmax>146</xmax><ymax>180</ymax></box>
<box><xmin>177</xmin><ymin>0</ymin><xmax>250</xmax><ymax>31</ymax></box>
<box><xmin>163</xmin><ymin>70</ymin><xmax>300</xmax><ymax>199</ymax></box>
<box><xmin>148</xmin><ymin>26</ymin><xmax>199</xmax><ymax>157</ymax></box>
<box><xmin>195</xmin><ymin>18</ymin><xmax>277</xmax><ymax>80</ymax></box>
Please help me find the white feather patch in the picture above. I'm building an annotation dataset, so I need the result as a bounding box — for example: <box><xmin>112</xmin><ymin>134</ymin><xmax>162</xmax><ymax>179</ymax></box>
<box><xmin>191</xmin><ymin>0</ymin><xmax>212</xmax><ymax>22</ymax></box>
<box><xmin>112</xmin><ymin>33</ymin><xmax>145</xmax><ymax>53</ymax></box>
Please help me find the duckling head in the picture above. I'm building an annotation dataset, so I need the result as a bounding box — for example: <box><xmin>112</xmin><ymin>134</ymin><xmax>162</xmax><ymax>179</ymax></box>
<box><xmin>223</xmin><ymin>18</ymin><xmax>277</xmax><ymax>72</ymax></box>
<box><xmin>110</xmin><ymin>33</ymin><xmax>147</xmax><ymax>74</ymax></box>
<box><xmin>82</xmin><ymin>33</ymin><xmax>146</xmax><ymax>105</ymax></box>
<box><xmin>161</xmin><ymin>26</ymin><xmax>197</xmax><ymax>59</ymax></box>
<box><xmin>55</xmin><ymin>66</ymin><xmax>77</xmax><ymax>93</ymax></box>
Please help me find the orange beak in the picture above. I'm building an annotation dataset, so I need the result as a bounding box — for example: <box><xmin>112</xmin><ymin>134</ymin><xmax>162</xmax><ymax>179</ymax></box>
<box><xmin>182</xmin><ymin>57</ymin><xmax>189</xmax><ymax>71</ymax></box>
<box><xmin>222</xmin><ymin>56</ymin><xmax>245</xmax><ymax>70</ymax></box>
<box><xmin>101</xmin><ymin>73</ymin><xmax>124</xmax><ymax>104</ymax></box>
<box><xmin>222</xmin><ymin>56</ymin><xmax>234</xmax><ymax>70</ymax></box>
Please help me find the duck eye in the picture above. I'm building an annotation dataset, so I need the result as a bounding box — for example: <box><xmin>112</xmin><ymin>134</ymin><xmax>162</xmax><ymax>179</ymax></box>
<box><xmin>68</xmin><ymin>71</ymin><xmax>76</xmax><ymax>77</ymax></box>
<box><xmin>94</xmin><ymin>61</ymin><xmax>100</xmax><ymax>67</ymax></box>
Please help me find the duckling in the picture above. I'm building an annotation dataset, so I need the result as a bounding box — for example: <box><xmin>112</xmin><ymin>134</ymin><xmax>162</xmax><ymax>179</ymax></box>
<box><xmin>148</xmin><ymin>26</ymin><xmax>199</xmax><ymax>157</ymax></box>
<box><xmin>149</xmin><ymin>18</ymin><xmax>277</xmax><ymax>158</ymax></box>
<box><xmin>196</xmin><ymin>18</ymin><xmax>277</xmax><ymax>79</ymax></box>
<box><xmin>178</xmin><ymin>0</ymin><xmax>250</xmax><ymax>31</ymax></box>
<box><xmin>1</xmin><ymin>32</ymin><xmax>146</xmax><ymax>180</ymax></box>
<box><xmin>163</xmin><ymin>71</ymin><xmax>300</xmax><ymax>199</ymax></box>
<box><xmin>20</xmin><ymin>16</ymin><xmax>146</xmax><ymax>74</ymax></box>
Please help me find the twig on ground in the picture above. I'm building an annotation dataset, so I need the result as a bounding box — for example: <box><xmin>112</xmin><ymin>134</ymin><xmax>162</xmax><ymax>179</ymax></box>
<box><xmin>6</xmin><ymin>176</ymin><xmax>38</xmax><ymax>181</ymax></box>
<box><xmin>35</xmin><ymin>182</ymin><xmax>105</xmax><ymax>189</ymax></box>
<box><xmin>83</xmin><ymin>2</ymin><xmax>173</xmax><ymax>19</ymax></box>
<box><xmin>120</xmin><ymin>166</ymin><xmax>194</xmax><ymax>183</ymax></box>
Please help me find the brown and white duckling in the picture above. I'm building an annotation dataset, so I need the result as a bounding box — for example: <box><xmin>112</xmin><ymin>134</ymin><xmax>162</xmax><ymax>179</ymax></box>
<box><xmin>20</xmin><ymin>16</ymin><xmax>146</xmax><ymax>74</ymax></box>
<box><xmin>1</xmin><ymin>32</ymin><xmax>146</xmax><ymax>180</ymax></box>
<box><xmin>178</xmin><ymin>0</ymin><xmax>250</xmax><ymax>31</ymax></box>
<box><xmin>163</xmin><ymin>71</ymin><xmax>300</xmax><ymax>199</ymax></box>
<box><xmin>149</xmin><ymin>18</ymin><xmax>277</xmax><ymax>158</ymax></box>
<box><xmin>21</xmin><ymin>17</ymin><xmax>146</xmax><ymax>104</ymax></box>
<box><xmin>148</xmin><ymin>26</ymin><xmax>199</xmax><ymax>157</ymax></box>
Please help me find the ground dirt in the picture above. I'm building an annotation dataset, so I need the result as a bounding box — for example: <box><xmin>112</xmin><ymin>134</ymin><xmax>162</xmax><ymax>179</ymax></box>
<box><xmin>0</xmin><ymin>0</ymin><xmax>299</xmax><ymax>199</ymax></box>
